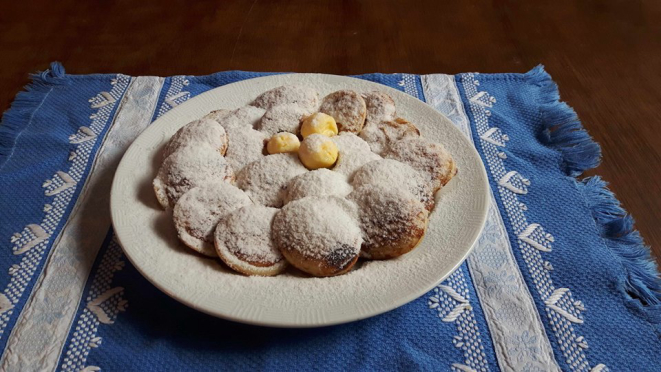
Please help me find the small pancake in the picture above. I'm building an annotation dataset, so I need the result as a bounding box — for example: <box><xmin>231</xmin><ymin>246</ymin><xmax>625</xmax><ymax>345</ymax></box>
<box><xmin>385</xmin><ymin>136</ymin><xmax>457</xmax><ymax>192</ymax></box>
<box><xmin>202</xmin><ymin>109</ymin><xmax>231</xmax><ymax>123</ymax></box>
<box><xmin>173</xmin><ymin>182</ymin><xmax>251</xmax><ymax>256</ymax></box>
<box><xmin>350</xmin><ymin>185</ymin><xmax>429</xmax><ymax>260</ymax></box>
<box><xmin>224</xmin><ymin>125</ymin><xmax>268</xmax><ymax>173</ymax></box>
<box><xmin>215</xmin><ymin>205</ymin><xmax>287</xmax><ymax>276</ymax></box>
<box><xmin>251</xmin><ymin>85</ymin><xmax>319</xmax><ymax>112</ymax></box>
<box><xmin>163</xmin><ymin>118</ymin><xmax>228</xmax><ymax>160</ymax></box>
<box><xmin>236</xmin><ymin>153</ymin><xmax>307</xmax><ymax>207</ymax></box>
<box><xmin>256</xmin><ymin>104</ymin><xmax>311</xmax><ymax>136</ymax></box>
<box><xmin>331</xmin><ymin>133</ymin><xmax>381</xmax><ymax>179</ymax></box>
<box><xmin>285</xmin><ymin>168</ymin><xmax>352</xmax><ymax>204</ymax></box>
<box><xmin>272</xmin><ymin>196</ymin><xmax>362</xmax><ymax>277</ymax></box>
<box><xmin>319</xmin><ymin>90</ymin><xmax>367</xmax><ymax>133</ymax></box>
<box><xmin>153</xmin><ymin>145</ymin><xmax>235</xmax><ymax>209</ymax></box>
<box><xmin>215</xmin><ymin>106</ymin><xmax>266</xmax><ymax>131</ymax></box>
<box><xmin>352</xmin><ymin>158</ymin><xmax>434</xmax><ymax>211</ymax></box>
<box><xmin>360</xmin><ymin>117</ymin><xmax>420</xmax><ymax>155</ymax></box>
<box><xmin>363</xmin><ymin>91</ymin><xmax>397</xmax><ymax>124</ymax></box>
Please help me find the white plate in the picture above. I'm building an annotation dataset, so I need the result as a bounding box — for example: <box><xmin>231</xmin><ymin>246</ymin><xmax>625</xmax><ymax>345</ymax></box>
<box><xmin>110</xmin><ymin>74</ymin><xmax>489</xmax><ymax>327</ymax></box>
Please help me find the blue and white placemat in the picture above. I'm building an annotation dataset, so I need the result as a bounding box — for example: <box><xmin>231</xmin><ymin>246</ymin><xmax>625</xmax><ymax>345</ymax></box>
<box><xmin>0</xmin><ymin>63</ymin><xmax>660</xmax><ymax>371</ymax></box>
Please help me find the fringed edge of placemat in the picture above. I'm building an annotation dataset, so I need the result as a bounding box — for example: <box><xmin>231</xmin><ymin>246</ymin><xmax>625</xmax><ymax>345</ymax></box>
<box><xmin>0</xmin><ymin>62</ymin><xmax>68</xmax><ymax>169</ymax></box>
<box><xmin>530</xmin><ymin>66</ymin><xmax>602</xmax><ymax>176</ymax></box>
<box><xmin>529</xmin><ymin>65</ymin><xmax>661</xmax><ymax>324</ymax></box>
<box><xmin>578</xmin><ymin>176</ymin><xmax>661</xmax><ymax>331</ymax></box>
<box><xmin>578</xmin><ymin>177</ymin><xmax>661</xmax><ymax>305</ymax></box>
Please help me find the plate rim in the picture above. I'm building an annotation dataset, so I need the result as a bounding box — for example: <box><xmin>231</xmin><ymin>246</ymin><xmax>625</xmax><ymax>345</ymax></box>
<box><xmin>110</xmin><ymin>73</ymin><xmax>490</xmax><ymax>328</ymax></box>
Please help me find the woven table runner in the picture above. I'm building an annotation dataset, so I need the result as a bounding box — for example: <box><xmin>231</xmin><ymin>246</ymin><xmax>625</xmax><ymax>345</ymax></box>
<box><xmin>0</xmin><ymin>63</ymin><xmax>659</xmax><ymax>371</ymax></box>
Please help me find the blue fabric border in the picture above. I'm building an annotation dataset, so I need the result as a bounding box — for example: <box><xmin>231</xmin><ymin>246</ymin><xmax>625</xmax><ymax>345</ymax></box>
<box><xmin>0</xmin><ymin>62</ymin><xmax>68</xmax><ymax>170</ymax></box>
<box><xmin>3</xmin><ymin>64</ymin><xmax>658</xmax><ymax>370</ymax></box>
<box><xmin>455</xmin><ymin>67</ymin><xmax>661</xmax><ymax>370</ymax></box>
<box><xmin>0</xmin><ymin>64</ymin><xmax>129</xmax><ymax>353</ymax></box>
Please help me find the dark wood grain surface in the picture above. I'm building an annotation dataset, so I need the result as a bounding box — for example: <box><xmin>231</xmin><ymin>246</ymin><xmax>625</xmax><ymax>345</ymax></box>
<box><xmin>1</xmin><ymin>1</ymin><xmax>659</xmax><ymax>261</ymax></box>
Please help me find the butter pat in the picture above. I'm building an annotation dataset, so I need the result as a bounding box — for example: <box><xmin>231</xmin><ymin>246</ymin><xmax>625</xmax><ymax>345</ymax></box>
<box><xmin>267</xmin><ymin>132</ymin><xmax>300</xmax><ymax>154</ymax></box>
<box><xmin>301</xmin><ymin>112</ymin><xmax>338</xmax><ymax>138</ymax></box>
<box><xmin>298</xmin><ymin>134</ymin><xmax>339</xmax><ymax>169</ymax></box>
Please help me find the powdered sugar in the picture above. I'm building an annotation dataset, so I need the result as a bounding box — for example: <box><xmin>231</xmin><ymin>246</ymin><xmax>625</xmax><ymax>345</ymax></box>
<box><xmin>251</xmin><ymin>85</ymin><xmax>319</xmax><ymax>111</ymax></box>
<box><xmin>332</xmin><ymin>132</ymin><xmax>372</xmax><ymax>153</ymax></box>
<box><xmin>153</xmin><ymin>144</ymin><xmax>235</xmax><ymax>208</ymax></box>
<box><xmin>301</xmin><ymin>112</ymin><xmax>337</xmax><ymax>138</ymax></box>
<box><xmin>256</xmin><ymin>104</ymin><xmax>310</xmax><ymax>136</ymax></box>
<box><xmin>349</xmin><ymin>184</ymin><xmax>428</xmax><ymax>259</ymax></box>
<box><xmin>358</xmin><ymin>122</ymin><xmax>386</xmax><ymax>155</ymax></box>
<box><xmin>352</xmin><ymin>159</ymin><xmax>434</xmax><ymax>211</ymax></box>
<box><xmin>172</xmin><ymin>182</ymin><xmax>251</xmax><ymax>256</ymax></box>
<box><xmin>203</xmin><ymin>109</ymin><xmax>231</xmax><ymax>123</ymax></box>
<box><xmin>331</xmin><ymin>133</ymin><xmax>381</xmax><ymax>179</ymax></box>
<box><xmin>163</xmin><ymin>118</ymin><xmax>228</xmax><ymax>159</ymax></box>
<box><xmin>362</xmin><ymin>91</ymin><xmax>397</xmax><ymax>124</ymax></box>
<box><xmin>224</xmin><ymin>126</ymin><xmax>267</xmax><ymax>172</ymax></box>
<box><xmin>272</xmin><ymin>196</ymin><xmax>362</xmax><ymax>260</ymax></box>
<box><xmin>359</xmin><ymin>118</ymin><xmax>420</xmax><ymax>155</ymax></box>
<box><xmin>302</xmin><ymin>133</ymin><xmax>331</xmax><ymax>153</ymax></box>
<box><xmin>319</xmin><ymin>90</ymin><xmax>367</xmax><ymax>133</ymax></box>
<box><xmin>236</xmin><ymin>153</ymin><xmax>308</xmax><ymax>207</ymax></box>
<box><xmin>216</xmin><ymin>106</ymin><xmax>266</xmax><ymax>131</ymax></box>
<box><xmin>285</xmin><ymin>168</ymin><xmax>352</xmax><ymax>203</ymax></box>
<box><xmin>155</xmin><ymin>86</ymin><xmax>451</xmax><ymax>277</ymax></box>
<box><xmin>385</xmin><ymin>136</ymin><xmax>456</xmax><ymax>192</ymax></box>
<box><xmin>215</xmin><ymin>205</ymin><xmax>285</xmax><ymax>271</ymax></box>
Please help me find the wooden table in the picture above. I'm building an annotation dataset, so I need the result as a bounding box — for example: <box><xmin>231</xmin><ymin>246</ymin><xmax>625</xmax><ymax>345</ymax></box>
<box><xmin>1</xmin><ymin>1</ymin><xmax>659</xmax><ymax>261</ymax></box>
